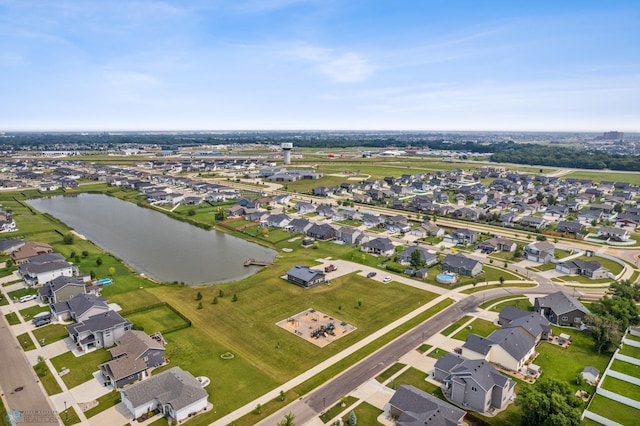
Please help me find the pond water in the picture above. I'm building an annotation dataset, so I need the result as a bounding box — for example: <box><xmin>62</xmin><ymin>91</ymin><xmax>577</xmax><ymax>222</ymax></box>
<box><xmin>28</xmin><ymin>194</ymin><xmax>276</xmax><ymax>285</ymax></box>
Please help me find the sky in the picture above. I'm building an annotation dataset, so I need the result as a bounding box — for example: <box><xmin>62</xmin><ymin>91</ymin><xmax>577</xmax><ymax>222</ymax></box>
<box><xmin>1</xmin><ymin>0</ymin><xmax>639</xmax><ymax>132</ymax></box>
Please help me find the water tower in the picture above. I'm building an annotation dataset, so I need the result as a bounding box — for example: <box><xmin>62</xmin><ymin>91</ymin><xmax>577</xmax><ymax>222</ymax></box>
<box><xmin>281</xmin><ymin>143</ymin><xmax>293</xmax><ymax>165</ymax></box>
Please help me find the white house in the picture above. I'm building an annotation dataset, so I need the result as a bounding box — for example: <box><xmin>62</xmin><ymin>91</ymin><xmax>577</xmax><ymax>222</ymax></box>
<box><xmin>18</xmin><ymin>261</ymin><xmax>74</xmax><ymax>286</ymax></box>
<box><xmin>120</xmin><ymin>367</ymin><xmax>209</xmax><ymax>423</ymax></box>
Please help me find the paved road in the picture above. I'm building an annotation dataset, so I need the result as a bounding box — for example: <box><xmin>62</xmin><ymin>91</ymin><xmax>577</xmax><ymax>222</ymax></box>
<box><xmin>261</xmin><ymin>284</ymin><xmax>560</xmax><ymax>426</ymax></box>
<box><xmin>0</xmin><ymin>314</ymin><xmax>60</xmax><ymax>425</ymax></box>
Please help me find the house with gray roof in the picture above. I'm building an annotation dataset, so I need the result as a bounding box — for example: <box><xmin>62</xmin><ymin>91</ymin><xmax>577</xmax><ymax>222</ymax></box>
<box><xmin>555</xmin><ymin>259</ymin><xmax>609</xmax><ymax>279</ymax></box>
<box><xmin>398</xmin><ymin>246</ymin><xmax>438</xmax><ymax>267</ymax></box>
<box><xmin>440</xmin><ymin>253</ymin><xmax>482</xmax><ymax>277</ymax></box>
<box><xmin>433</xmin><ymin>355</ymin><xmax>515</xmax><ymax>415</ymax></box>
<box><xmin>51</xmin><ymin>293</ymin><xmax>110</xmax><ymax>322</ymax></box>
<box><xmin>285</xmin><ymin>265</ymin><xmax>326</xmax><ymax>288</ymax></box>
<box><xmin>306</xmin><ymin>223</ymin><xmax>336</xmax><ymax>240</ymax></box>
<box><xmin>294</xmin><ymin>201</ymin><xmax>315</xmax><ymax>214</ymax></box>
<box><xmin>286</xmin><ymin>218</ymin><xmax>312</xmax><ymax>234</ymax></box>
<box><xmin>498</xmin><ymin>307</ymin><xmax>552</xmax><ymax>343</ymax></box>
<box><xmin>67</xmin><ymin>310</ymin><xmax>132</xmax><ymax>352</ymax></box>
<box><xmin>335</xmin><ymin>226</ymin><xmax>362</xmax><ymax>245</ymax></box>
<box><xmin>534</xmin><ymin>291</ymin><xmax>590</xmax><ymax>326</ymax></box>
<box><xmin>478</xmin><ymin>237</ymin><xmax>517</xmax><ymax>253</ymax></box>
<box><xmin>596</xmin><ymin>226</ymin><xmax>630</xmax><ymax>241</ymax></box>
<box><xmin>38</xmin><ymin>276</ymin><xmax>86</xmax><ymax>304</ymax></box>
<box><xmin>19</xmin><ymin>260</ymin><xmax>74</xmax><ymax>286</ymax></box>
<box><xmin>361</xmin><ymin>237</ymin><xmax>395</xmax><ymax>257</ymax></box>
<box><xmin>389</xmin><ymin>385</ymin><xmax>465</xmax><ymax>426</ymax></box>
<box><xmin>120</xmin><ymin>366</ymin><xmax>209</xmax><ymax>423</ymax></box>
<box><xmin>100</xmin><ymin>330</ymin><xmax>166</xmax><ymax>388</ymax></box>
<box><xmin>556</xmin><ymin>220</ymin><xmax>584</xmax><ymax>235</ymax></box>
<box><xmin>0</xmin><ymin>239</ymin><xmax>25</xmax><ymax>254</ymax></box>
<box><xmin>520</xmin><ymin>215</ymin><xmax>548</xmax><ymax>230</ymax></box>
<box><xmin>523</xmin><ymin>241</ymin><xmax>555</xmax><ymax>263</ymax></box>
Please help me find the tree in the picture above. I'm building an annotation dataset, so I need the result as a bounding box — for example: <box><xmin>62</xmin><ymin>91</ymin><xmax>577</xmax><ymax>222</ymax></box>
<box><xmin>82</xmin><ymin>250</ymin><xmax>89</xmax><ymax>257</ymax></box>
<box><xmin>277</xmin><ymin>412</ymin><xmax>295</xmax><ymax>426</ymax></box>
<box><xmin>90</xmin><ymin>270</ymin><xmax>96</xmax><ymax>279</ymax></box>
<box><xmin>255</xmin><ymin>404</ymin><xmax>262</xmax><ymax>415</ymax></box>
<box><xmin>589</xmin><ymin>314</ymin><xmax>621</xmax><ymax>354</ymax></box>
<box><xmin>63</xmin><ymin>233</ymin><xmax>74</xmax><ymax>244</ymax></box>
<box><xmin>347</xmin><ymin>410</ymin><xmax>357</xmax><ymax>425</ymax></box>
<box><xmin>196</xmin><ymin>292</ymin><xmax>202</xmax><ymax>301</ymax></box>
<box><xmin>197</xmin><ymin>302</ymin><xmax>203</xmax><ymax>310</ymax></box>
<box><xmin>280</xmin><ymin>390</ymin><xmax>285</xmax><ymax>401</ymax></box>
<box><xmin>410</xmin><ymin>248</ymin><xmax>423</xmax><ymax>269</ymax></box>
<box><xmin>499</xmin><ymin>276</ymin><xmax>505</xmax><ymax>285</ymax></box>
<box><xmin>188</xmin><ymin>208</ymin><xmax>196</xmax><ymax>216</ymax></box>
<box><xmin>517</xmin><ymin>377</ymin><xmax>582</xmax><ymax>426</ymax></box>
<box><xmin>212</xmin><ymin>296</ymin><xmax>218</xmax><ymax>304</ymax></box>
<box><xmin>232</xmin><ymin>293</ymin><xmax>238</xmax><ymax>302</ymax></box>
<box><xmin>108</xmin><ymin>267</ymin><xmax>115</xmax><ymax>275</ymax></box>
<box><xmin>357</xmin><ymin>299</ymin><xmax>362</xmax><ymax>308</ymax></box>
<box><xmin>614</xmin><ymin>203</ymin><xmax>623</xmax><ymax>213</ymax></box>
<box><xmin>96</xmin><ymin>257</ymin><xmax>103</xmax><ymax>266</ymax></box>
<box><xmin>218</xmin><ymin>289</ymin><xmax>224</xmax><ymax>298</ymax></box>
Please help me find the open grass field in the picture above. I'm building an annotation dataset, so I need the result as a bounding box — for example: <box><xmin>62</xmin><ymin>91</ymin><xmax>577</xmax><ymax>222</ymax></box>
<box><xmin>565</xmin><ymin>170</ymin><xmax>640</xmax><ymax>186</ymax></box>
<box><xmin>535</xmin><ymin>327</ymin><xmax>611</xmax><ymax>395</ymax></box>
<box><xmin>33</xmin><ymin>323</ymin><xmax>70</xmax><ymax>345</ymax></box>
<box><xmin>124</xmin><ymin>304</ymin><xmax>189</xmax><ymax>334</ymax></box>
<box><xmin>50</xmin><ymin>349</ymin><xmax>112</xmax><ymax>389</ymax></box>
<box><xmin>452</xmin><ymin>318</ymin><xmax>500</xmax><ymax>341</ymax></box>
<box><xmin>588</xmin><ymin>394</ymin><xmax>640</xmax><ymax>425</ymax></box>
<box><xmin>479</xmin><ymin>295</ymin><xmax>528</xmax><ymax>309</ymax></box>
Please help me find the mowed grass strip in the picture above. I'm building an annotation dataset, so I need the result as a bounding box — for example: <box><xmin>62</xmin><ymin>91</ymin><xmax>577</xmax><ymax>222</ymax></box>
<box><xmin>441</xmin><ymin>315</ymin><xmax>472</xmax><ymax>336</ymax></box>
<box><xmin>600</xmin><ymin>376</ymin><xmax>640</xmax><ymax>400</ymax></box>
<box><xmin>620</xmin><ymin>344</ymin><xmax>640</xmax><ymax>359</ymax></box>
<box><xmin>124</xmin><ymin>304</ymin><xmax>189</xmax><ymax>334</ymax></box>
<box><xmin>452</xmin><ymin>318</ymin><xmax>500</xmax><ymax>341</ymax></box>
<box><xmin>16</xmin><ymin>332</ymin><xmax>36</xmax><ymax>351</ymax></box>
<box><xmin>375</xmin><ymin>363</ymin><xmax>406</xmax><ymax>383</ymax></box>
<box><xmin>610</xmin><ymin>359</ymin><xmax>640</xmax><ymax>378</ymax></box>
<box><xmin>319</xmin><ymin>396</ymin><xmax>358</xmax><ymax>423</ymax></box>
<box><xmin>341</xmin><ymin>402</ymin><xmax>383</xmax><ymax>426</ymax></box>
<box><xmin>588</xmin><ymin>394</ymin><xmax>640</xmax><ymax>426</ymax></box>
<box><xmin>479</xmin><ymin>295</ymin><xmax>528</xmax><ymax>309</ymax></box>
<box><xmin>461</xmin><ymin>283</ymin><xmax>536</xmax><ymax>294</ymax></box>
<box><xmin>4</xmin><ymin>312</ymin><xmax>20</xmax><ymax>325</ymax></box>
<box><xmin>51</xmin><ymin>349</ymin><xmax>112</xmax><ymax>389</ymax></box>
<box><xmin>84</xmin><ymin>391</ymin><xmax>121</xmax><ymax>418</ymax></box>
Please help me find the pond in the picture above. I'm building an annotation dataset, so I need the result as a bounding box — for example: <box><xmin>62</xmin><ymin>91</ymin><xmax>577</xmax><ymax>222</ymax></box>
<box><xmin>28</xmin><ymin>194</ymin><xmax>277</xmax><ymax>285</ymax></box>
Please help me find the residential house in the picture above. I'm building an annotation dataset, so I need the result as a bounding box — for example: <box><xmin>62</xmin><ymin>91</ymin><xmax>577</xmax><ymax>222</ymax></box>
<box><xmin>555</xmin><ymin>259</ymin><xmax>609</xmax><ymax>279</ymax></box>
<box><xmin>306</xmin><ymin>223</ymin><xmax>336</xmax><ymax>240</ymax></box>
<box><xmin>388</xmin><ymin>385</ymin><xmax>466</xmax><ymax>426</ymax></box>
<box><xmin>67</xmin><ymin>310</ymin><xmax>133</xmax><ymax>352</ymax></box>
<box><xmin>616</xmin><ymin>214</ymin><xmax>640</xmax><ymax>228</ymax></box>
<box><xmin>120</xmin><ymin>367</ymin><xmax>209</xmax><ymax>423</ymax></box>
<box><xmin>520</xmin><ymin>216</ymin><xmax>548</xmax><ymax>230</ymax></box>
<box><xmin>578</xmin><ymin>209</ymin><xmax>603</xmax><ymax>223</ymax></box>
<box><xmin>362</xmin><ymin>214</ymin><xmax>384</xmax><ymax>228</ymax></box>
<box><xmin>556</xmin><ymin>220</ymin><xmax>584</xmax><ymax>235</ymax></box>
<box><xmin>294</xmin><ymin>201</ymin><xmax>316</xmax><ymax>214</ymax></box>
<box><xmin>286</xmin><ymin>218</ymin><xmax>312</xmax><ymax>234</ymax></box>
<box><xmin>449</xmin><ymin>228</ymin><xmax>478</xmax><ymax>245</ymax></box>
<box><xmin>433</xmin><ymin>355</ymin><xmax>515</xmax><ymax>415</ymax></box>
<box><xmin>498</xmin><ymin>307</ymin><xmax>552</xmax><ymax>343</ymax></box>
<box><xmin>51</xmin><ymin>293</ymin><xmax>110</xmax><ymax>322</ymax></box>
<box><xmin>597</xmin><ymin>226</ymin><xmax>630</xmax><ymax>241</ymax></box>
<box><xmin>534</xmin><ymin>291</ymin><xmax>591</xmax><ymax>326</ymax></box>
<box><xmin>0</xmin><ymin>239</ymin><xmax>26</xmax><ymax>254</ymax></box>
<box><xmin>38</xmin><ymin>276</ymin><xmax>86</xmax><ymax>304</ymax></box>
<box><xmin>335</xmin><ymin>227</ymin><xmax>361</xmax><ymax>245</ymax></box>
<box><xmin>440</xmin><ymin>253</ymin><xmax>482</xmax><ymax>277</ymax></box>
<box><xmin>411</xmin><ymin>222</ymin><xmax>444</xmax><ymax>238</ymax></box>
<box><xmin>397</xmin><ymin>246</ymin><xmax>438</xmax><ymax>266</ymax></box>
<box><xmin>461</xmin><ymin>329</ymin><xmax>536</xmax><ymax>373</ymax></box>
<box><xmin>100</xmin><ymin>330</ymin><xmax>166</xmax><ymax>388</ymax></box>
<box><xmin>523</xmin><ymin>241</ymin><xmax>555</xmax><ymax>263</ymax></box>
<box><xmin>265</xmin><ymin>214</ymin><xmax>290</xmax><ymax>229</ymax></box>
<box><xmin>385</xmin><ymin>215</ymin><xmax>411</xmax><ymax>234</ymax></box>
<box><xmin>546</xmin><ymin>206</ymin><xmax>568</xmax><ymax>218</ymax></box>
<box><xmin>478</xmin><ymin>238</ymin><xmax>517</xmax><ymax>253</ymax></box>
<box><xmin>285</xmin><ymin>265</ymin><xmax>326</xmax><ymax>288</ymax></box>
<box><xmin>361</xmin><ymin>238</ymin><xmax>395</xmax><ymax>257</ymax></box>
<box><xmin>315</xmin><ymin>205</ymin><xmax>336</xmax><ymax>217</ymax></box>
<box><xmin>19</xmin><ymin>260</ymin><xmax>74</xmax><ymax>286</ymax></box>
<box><xmin>11</xmin><ymin>242</ymin><xmax>53</xmax><ymax>264</ymax></box>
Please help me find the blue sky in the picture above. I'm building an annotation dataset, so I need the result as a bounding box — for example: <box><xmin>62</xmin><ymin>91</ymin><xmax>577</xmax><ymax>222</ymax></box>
<box><xmin>1</xmin><ymin>0</ymin><xmax>639</xmax><ymax>131</ymax></box>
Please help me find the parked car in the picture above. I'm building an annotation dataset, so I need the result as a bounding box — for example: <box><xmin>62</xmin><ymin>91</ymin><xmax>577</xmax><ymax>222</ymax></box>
<box><xmin>19</xmin><ymin>294</ymin><xmax>37</xmax><ymax>303</ymax></box>
<box><xmin>367</xmin><ymin>271</ymin><xmax>377</xmax><ymax>278</ymax></box>
<box><xmin>382</xmin><ymin>276</ymin><xmax>392</xmax><ymax>283</ymax></box>
<box><xmin>324</xmin><ymin>264</ymin><xmax>337</xmax><ymax>272</ymax></box>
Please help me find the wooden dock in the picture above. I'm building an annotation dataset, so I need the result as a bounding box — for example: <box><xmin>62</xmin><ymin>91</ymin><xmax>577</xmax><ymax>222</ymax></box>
<box><xmin>244</xmin><ymin>258</ymin><xmax>271</xmax><ymax>267</ymax></box>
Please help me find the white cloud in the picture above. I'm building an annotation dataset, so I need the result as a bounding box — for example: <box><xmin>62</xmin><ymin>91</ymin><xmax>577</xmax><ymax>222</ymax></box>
<box><xmin>288</xmin><ymin>44</ymin><xmax>373</xmax><ymax>83</ymax></box>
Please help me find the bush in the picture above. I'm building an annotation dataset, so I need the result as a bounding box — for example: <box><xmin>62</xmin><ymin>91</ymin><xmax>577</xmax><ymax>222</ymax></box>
<box><xmin>82</xmin><ymin>251</ymin><xmax>89</xmax><ymax>257</ymax></box>
<box><xmin>385</xmin><ymin>262</ymin><xmax>404</xmax><ymax>273</ymax></box>
<box><xmin>63</xmin><ymin>233</ymin><xmax>74</xmax><ymax>244</ymax></box>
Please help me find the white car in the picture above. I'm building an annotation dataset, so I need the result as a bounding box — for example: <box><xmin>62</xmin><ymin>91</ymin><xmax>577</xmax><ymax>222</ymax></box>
<box><xmin>382</xmin><ymin>276</ymin><xmax>392</xmax><ymax>283</ymax></box>
<box><xmin>19</xmin><ymin>294</ymin><xmax>37</xmax><ymax>303</ymax></box>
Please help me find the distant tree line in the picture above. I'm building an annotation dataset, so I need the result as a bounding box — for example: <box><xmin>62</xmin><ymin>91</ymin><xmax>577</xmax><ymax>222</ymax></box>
<box><xmin>490</xmin><ymin>144</ymin><xmax>640</xmax><ymax>171</ymax></box>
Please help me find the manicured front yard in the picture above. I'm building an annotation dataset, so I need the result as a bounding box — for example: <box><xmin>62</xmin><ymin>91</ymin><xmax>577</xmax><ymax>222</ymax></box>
<box><xmin>19</xmin><ymin>304</ymin><xmax>50</xmax><ymax>321</ymax></box>
<box><xmin>17</xmin><ymin>332</ymin><xmax>36</xmax><ymax>351</ymax></box>
<box><xmin>489</xmin><ymin>298</ymin><xmax>532</xmax><ymax>313</ymax></box>
<box><xmin>4</xmin><ymin>312</ymin><xmax>20</xmax><ymax>325</ymax></box>
<box><xmin>452</xmin><ymin>318</ymin><xmax>500</xmax><ymax>341</ymax></box>
<box><xmin>84</xmin><ymin>391</ymin><xmax>121</xmax><ymax>418</ymax></box>
<box><xmin>7</xmin><ymin>287</ymin><xmax>38</xmax><ymax>300</ymax></box>
<box><xmin>35</xmin><ymin>361</ymin><xmax>63</xmax><ymax>396</ymax></box>
<box><xmin>341</xmin><ymin>402</ymin><xmax>383</xmax><ymax>425</ymax></box>
<box><xmin>33</xmin><ymin>324</ymin><xmax>70</xmax><ymax>346</ymax></box>
<box><xmin>50</xmin><ymin>349</ymin><xmax>112</xmax><ymax>389</ymax></box>
<box><xmin>426</xmin><ymin>348</ymin><xmax>449</xmax><ymax>359</ymax></box>
<box><xmin>375</xmin><ymin>363</ymin><xmax>406</xmax><ymax>383</ymax></box>
<box><xmin>319</xmin><ymin>396</ymin><xmax>357</xmax><ymax>423</ymax></box>
<box><xmin>60</xmin><ymin>406</ymin><xmax>81</xmax><ymax>426</ymax></box>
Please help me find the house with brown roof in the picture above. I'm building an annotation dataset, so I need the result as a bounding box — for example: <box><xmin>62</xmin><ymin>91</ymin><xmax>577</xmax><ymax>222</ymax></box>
<box><xmin>11</xmin><ymin>242</ymin><xmax>53</xmax><ymax>264</ymax></box>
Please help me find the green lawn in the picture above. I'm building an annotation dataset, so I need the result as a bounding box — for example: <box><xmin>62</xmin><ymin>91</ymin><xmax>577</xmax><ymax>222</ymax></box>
<box><xmin>565</xmin><ymin>170</ymin><xmax>640</xmax><ymax>186</ymax></box>
<box><xmin>625</xmin><ymin>333</ymin><xmax>640</xmax><ymax>342</ymax></box>
<box><xmin>535</xmin><ymin>328</ymin><xmax>611</xmax><ymax>395</ymax></box>
<box><xmin>619</xmin><ymin>344</ymin><xmax>640</xmax><ymax>359</ymax></box>
<box><xmin>60</xmin><ymin>406</ymin><xmax>81</xmax><ymax>426</ymax></box>
<box><xmin>33</xmin><ymin>324</ymin><xmax>70</xmax><ymax>345</ymax></box>
<box><xmin>480</xmin><ymin>294</ymin><xmax>529</xmax><ymax>310</ymax></box>
<box><xmin>600</xmin><ymin>376</ymin><xmax>640</xmax><ymax>400</ymax></box>
<box><xmin>486</xmin><ymin>298</ymin><xmax>532</xmax><ymax>313</ymax></box>
<box><xmin>319</xmin><ymin>396</ymin><xmax>357</xmax><ymax>423</ymax></box>
<box><xmin>461</xmin><ymin>282</ymin><xmax>537</xmax><ymax>294</ymax></box>
<box><xmin>19</xmin><ymin>304</ymin><xmax>50</xmax><ymax>321</ymax></box>
<box><xmin>17</xmin><ymin>332</ymin><xmax>36</xmax><ymax>351</ymax></box>
<box><xmin>0</xmin><ymin>293</ymin><xmax>9</xmax><ymax>306</ymax></box>
<box><xmin>417</xmin><ymin>343</ymin><xmax>432</xmax><ymax>353</ymax></box>
<box><xmin>0</xmin><ymin>393</ymin><xmax>8</xmax><ymax>426</ymax></box>
<box><xmin>50</xmin><ymin>349</ymin><xmax>112</xmax><ymax>389</ymax></box>
<box><xmin>4</xmin><ymin>312</ymin><xmax>20</xmax><ymax>325</ymax></box>
<box><xmin>527</xmin><ymin>262</ymin><xmax>556</xmax><ymax>272</ymax></box>
<box><xmin>341</xmin><ymin>402</ymin><xmax>383</xmax><ymax>426</ymax></box>
<box><xmin>124</xmin><ymin>304</ymin><xmax>189</xmax><ymax>334</ymax></box>
<box><xmin>611</xmin><ymin>359</ymin><xmax>640</xmax><ymax>379</ymax></box>
<box><xmin>452</xmin><ymin>318</ymin><xmax>500</xmax><ymax>341</ymax></box>
<box><xmin>34</xmin><ymin>361</ymin><xmax>63</xmax><ymax>396</ymax></box>
<box><xmin>7</xmin><ymin>287</ymin><xmax>38</xmax><ymax>300</ymax></box>
<box><xmin>426</xmin><ymin>348</ymin><xmax>450</xmax><ymax>359</ymax></box>
<box><xmin>588</xmin><ymin>394</ymin><xmax>640</xmax><ymax>425</ymax></box>
<box><xmin>440</xmin><ymin>315</ymin><xmax>472</xmax><ymax>336</ymax></box>
<box><xmin>84</xmin><ymin>391</ymin><xmax>121</xmax><ymax>418</ymax></box>
<box><xmin>387</xmin><ymin>366</ymin><xmax>441</xmax><ymax>394</ymax></box>
<box><xmin>375</xmin><ymin>363</ymin><xmax>406</xmax><ymax>383</ymax></box>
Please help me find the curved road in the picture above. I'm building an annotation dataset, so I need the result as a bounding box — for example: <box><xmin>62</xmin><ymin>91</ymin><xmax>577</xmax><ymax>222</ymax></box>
<box><xmin>261</xmin><ymin>283</ymin><xmax>561</xmax><ymax>426</ymax></box>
